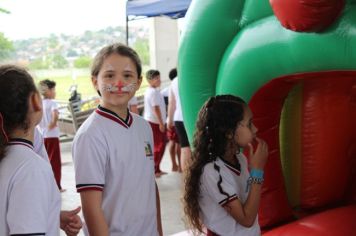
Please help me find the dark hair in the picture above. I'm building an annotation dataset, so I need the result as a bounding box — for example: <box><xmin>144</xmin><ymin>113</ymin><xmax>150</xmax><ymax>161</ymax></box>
<box><xmin>39</xmin><ymin>79</ymin><xmax>56</xmax><ymax>89</ymax></box>
<box><xmin>0</xmin><ymin>65</ymin><xmax>37</xmax><ymax>162</ymax></box>
<box><xmin>183</xmin><ymin>94</ymin><xmax>246</xmax><ymax>233</ymax></box>
<box><xmin>91</xmin><ymin>43</ymin><xmax>142</xmax><ymax>78</ymax></box>
<box><xmin>168</xmin><ymin>68</ymin><xmax>177</xmax><ymax>81</ymax></box>
<box><xmin>39</xmin><ymin>79</ymin><xmax>56</xmax><ymax>97</ymax></box>
<box><xmin>146</xmin><ymin>69</ymin><xmax>160</xmax><ymax>80</ymax></box>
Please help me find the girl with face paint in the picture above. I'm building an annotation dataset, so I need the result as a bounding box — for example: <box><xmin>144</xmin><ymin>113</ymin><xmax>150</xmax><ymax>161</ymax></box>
<box><xmin>72</xmin><ymin>43</ymin><xmax>163</xmax><ymax>236</ymax></box>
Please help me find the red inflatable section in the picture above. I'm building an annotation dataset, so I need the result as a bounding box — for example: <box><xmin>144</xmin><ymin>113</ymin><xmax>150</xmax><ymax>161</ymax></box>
<box><xmin>301</xmin><ymin>76</ymin><xmax>356</xmax><ymax>208</ymax></box>
<box><xmin>249</xmin><ymin>79</ymin><xmax>296</xmax><ymax>227</ymax></box>
<box><xmin>249</xmin><ymin>71</ymin><xmax>356</xmax><ymax>229</ymax></box>
<box><xmin>270</xmin><ymin>0</ymin><xmax>345</xmax><ymax>32</ymax></box>
<box><xmin>263</xmin><ymin>205</ymin><xmax>356</xmax><ymax>236</ymax></box>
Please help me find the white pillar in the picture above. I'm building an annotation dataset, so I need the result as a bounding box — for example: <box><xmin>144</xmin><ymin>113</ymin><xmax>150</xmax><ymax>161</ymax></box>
<box><xmin>149</xmin><ymin>17</ymin><xmax>180</xmax><ymax>87</ymax></box>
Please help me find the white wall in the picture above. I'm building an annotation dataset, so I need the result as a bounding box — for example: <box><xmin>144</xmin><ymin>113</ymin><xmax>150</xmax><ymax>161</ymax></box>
<box><xmin>149</xmin><ymin>17</ymin><xmax>180</xmax><ymax>88</ymax></box>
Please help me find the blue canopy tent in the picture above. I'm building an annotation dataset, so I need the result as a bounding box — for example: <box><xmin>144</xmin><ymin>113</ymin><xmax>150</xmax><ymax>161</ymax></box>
<box><xmin>125</xmin><ymin>0</ymin><xmax>192</xmax><ymax>44</ymax></box>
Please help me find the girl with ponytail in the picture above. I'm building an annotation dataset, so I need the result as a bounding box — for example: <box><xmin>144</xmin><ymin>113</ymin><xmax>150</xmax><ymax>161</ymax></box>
<box><xmin>0</xmin><ymin>65</ymin><xmax>81</xmax><ymax>235</ymax></box>
<box><xmin>183</xmin><ymin>95</ymin><xmax>268</xmax><ymax>236</ymax></box>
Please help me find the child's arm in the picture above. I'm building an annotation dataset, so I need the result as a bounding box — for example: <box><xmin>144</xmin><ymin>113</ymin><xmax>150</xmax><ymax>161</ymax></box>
<box><xmin>48</xmin><ymin>109</ymin><xmax>59</xmax><ymax>130</ymax></box>
<box><xmin>80</xmin><ymin>191</ymin><xmax>109</xmax><ymax>236</ymax></box>
<box><xmin>223</xmin><ymin>184</ymin><xmax>262</xmax><ymax>227</ymax></box>
<box><xmin>155</xmin><ymin>183</ymin><xmax>163</xmax><ymax>236</ymax></box>
<box><xmin>153</xmin><ymin>106</ymin><xmax>165</xmax><ymax>133</ymax></box>
<box><xmin>167</xmin><ymin>88</ymin><xmax>176</xmax><ymax>131</ymax></box>
<box><xmin>224</xmin><ymin>138</ymin><xmax>268</xmax><ymax>227</ymax></box>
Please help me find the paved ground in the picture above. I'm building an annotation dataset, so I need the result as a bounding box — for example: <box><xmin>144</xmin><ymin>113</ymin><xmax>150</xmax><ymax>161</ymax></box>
<box><xmin>59</xmin><ymin>141</ymin><xmax>192</xmax><ymax>236</ymax></box>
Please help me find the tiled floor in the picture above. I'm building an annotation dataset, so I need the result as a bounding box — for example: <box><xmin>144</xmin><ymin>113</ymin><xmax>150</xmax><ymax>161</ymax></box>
<box><xmin>59</xmin><ymin>141</ymin><xmax>192</xmax><ymax>236</ymax></box>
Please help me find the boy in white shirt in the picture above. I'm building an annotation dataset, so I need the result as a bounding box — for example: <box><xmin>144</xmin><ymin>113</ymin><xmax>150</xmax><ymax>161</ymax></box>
<box><xmin>144</xmin><ymin>69</ymin><xmax>167</xmax><ymax>177</ymax></box>
<box><xmin>38</xmin><ymin>79</ymin><xmax>64</xmax><ymax>191</ymax></box>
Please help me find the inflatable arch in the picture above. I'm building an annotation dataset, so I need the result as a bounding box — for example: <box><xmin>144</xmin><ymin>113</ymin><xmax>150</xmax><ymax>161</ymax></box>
<box><xmin>179</xmin><ymin>0</ymin><xmax>356</xmax><ymax>234</ymax></box>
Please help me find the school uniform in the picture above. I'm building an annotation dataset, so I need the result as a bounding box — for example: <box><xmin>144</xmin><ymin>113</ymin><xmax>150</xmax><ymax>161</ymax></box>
<box><xmin>72</xmin><ymin>105</ymin><xmax>158</xmax><ymax>236</ymax></box>
<box><xmin>0</xmin><ymin>139</ymin><xmax>61</xmax><ymax>236</ymax></box>
<box><xmin>162</xmin><ymin>84</ymin><xmax>179</xmax><ymax>143</ymax></box>
<box><xmin>34</xmin><ymin>126</ymin><xmax>50</xmax><ymax>162</ymax></box>
<box><xmin>144</xmin><ymin>86</ymin><xmax>167</xmax><ymax>173</ymax></box>
<box><xmin>39</xmin><ymin>98</ymin><xmax>62</xmax><ymax>190</ymax></box>
<box><xmin>199</xmin><ymin>153</ymin><xmax>261</xmax><ymax>236</ymax></box>
<box><xmin>170</xmin><ymin>78</ymin><xmax>189</xmax><ymax>147</ymax></box>
<box><xmin>160</xmin><ymin>86</ymin><xmax>169</xmax><ymax>108</ymax></box>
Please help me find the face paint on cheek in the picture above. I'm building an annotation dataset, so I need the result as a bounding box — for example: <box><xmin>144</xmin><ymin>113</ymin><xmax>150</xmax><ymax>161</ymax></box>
<box><xmin>102</xmin><ymin>82</ymin><xmax>137</xmax><ymax>93</ymax></box>
<box><xmin>101</xmin><ymin>83</ymin><xmax>115</xmax><ymax>93</ymax></box>
<box><xmin>120</xmin><ymin>83</ymin><xmax>137</xmax><ymax>92</ymax></box>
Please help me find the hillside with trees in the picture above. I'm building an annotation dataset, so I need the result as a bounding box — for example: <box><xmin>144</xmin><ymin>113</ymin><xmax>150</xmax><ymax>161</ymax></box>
<box><xmin>0</xmin><ymin>26</ymin><xmax>150</xmax><ymax>69</ymax></box>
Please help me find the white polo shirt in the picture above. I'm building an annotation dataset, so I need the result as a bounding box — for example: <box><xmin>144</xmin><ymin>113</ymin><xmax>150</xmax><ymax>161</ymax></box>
<box><xmin>199</xmin><ymin>153</ymin><xmax>260</xmax><ymax>236</ymax></box>
<box><xmin>39</xmin><ymin>99</ymin><xmax>61</xmax><ymax>138</ymax></box>
<box><xmin>72</xmin><ymin>106</ymin><xmax>158</xmax><ymax>236</ymax></box>
<box><xmin>34</xmin><ymin>126</ymin><xmax>50</xmax><ymax>162</ymax></box>
<box><xmin>0</xmin><ymin>139</ymin><xmax>61</xmax><ymax>236</ymax></box>
<box><xmin>170</xmin><ymin>78</ymin><xmax>183</xmax><ymax>122</ymax></box>
<box><xmin>143</xmin><ymin>87</ymin><xmax>166</xmax><ymax>124</ymax></box>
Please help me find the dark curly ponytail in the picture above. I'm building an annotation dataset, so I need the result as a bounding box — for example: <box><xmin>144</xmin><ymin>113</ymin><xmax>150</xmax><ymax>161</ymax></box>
<box><xmin>183</xmin><ymin>94</ymin><xmax>246</xmax><ymax>234</ymax></box>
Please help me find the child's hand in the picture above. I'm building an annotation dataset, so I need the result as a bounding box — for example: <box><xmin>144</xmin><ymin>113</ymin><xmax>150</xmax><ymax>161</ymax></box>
<box><xmin>48</xmin><ymin>122</ymin><xmax>57</xmax><ymax>130</ymax></box>
<box><xmin>167</xmin><ymin>120</ymin><xmax>174</xmax><ymax>131</ymax></box>
<box><xmin>60</xmin><ymin>206</ymin><xmax>83</xmax><ymax>236</ymax></box>
<box><xmin>247</xmin><ymin>137</ymin><xmax>268</xmax><ymax>170</ymax></box>
<box><xmin>159</xmin><ymin>123</ymin><xmax>165</xmax><ymax>133</ymax></box>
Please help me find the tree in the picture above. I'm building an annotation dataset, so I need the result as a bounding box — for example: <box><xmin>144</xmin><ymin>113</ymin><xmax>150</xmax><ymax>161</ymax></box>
<box><xmin>74</xmin><ymin>56</ymin><xmax>92</xmax><ymax>68</ymax></box>
<box><xmin>67</xmin><ymin>49</ymin><xmax>78</xmax><ymax>57</ymax></box>
<box><xmin>51</xmin><ymin>54</ymin><xmax>69</xmax><ymax>68</ymax></box>
<box><xmin>0</xmin><ymin>7</ymin><xmax>10</xmax><ymax>14</ymax></box>
<box><xmin>28</xmin><ymin>58</ymin><xmax>50</xmax><ymax>70</ymax></box>
<box><xmin>133</xmin><ymin>38</ymin><xmax>150</xmax><ymax>65</ymax></box>
<box><xmin>48</xmin><ymin>34</ymin><xmax>59</xmax><ymax>49</ymax></box>
<box><xmin>0</xmin><ymin>32</ymin><xmax>14</xmax><ymax>61</ymax></box>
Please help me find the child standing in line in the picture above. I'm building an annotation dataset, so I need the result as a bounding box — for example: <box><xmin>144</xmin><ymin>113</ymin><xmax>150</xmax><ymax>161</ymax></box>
<box><xmin>183</xmin><ymin>95</ymin><xmax>268</xmax><ymax>236</ymax></box>
<box><xmin>0</xmin><ymin>64</ymin><xmax>82</xmax><ymax>236</ymax></box>
<box><xmin>144</xmin><ymin>69</ymin><xmax>167</xmax><ymax>177</ymax></box>
<box><xmin>38</xmin><ymin>79</ymin><xmax>64</xmax><ymax>191</ymax></box>
<box><xmin>72</xmin><ymin>43</ymin><xmax>163</xmax><ymax>236</ymax></box>
<box><xmin>167</xmin><ymin>69</ymin><xmax>191</xmax><ymax>172</ymax></box>
<box><xmin>165</xmin><ymin>68</ymin><xmax>181</xmax><ymax>172</ymax></box>
<box><xmin>33</xmin><ymin>126</ymin><xmax>83</xmax><ymax>235</ymax></box>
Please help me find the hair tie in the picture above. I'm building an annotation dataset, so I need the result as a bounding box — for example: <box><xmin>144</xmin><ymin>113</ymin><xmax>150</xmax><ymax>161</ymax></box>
<box><xmin>0</xmin><ymin>112</ymin><xmax>9</xmax><ymax>143</ymax></box>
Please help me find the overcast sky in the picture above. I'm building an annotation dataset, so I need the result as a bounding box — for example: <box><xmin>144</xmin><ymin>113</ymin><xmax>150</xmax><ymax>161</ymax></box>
<box><xmin>0</xmin><ymin>0</ymin><xmax>135</xmax><ymax>40</ymax></box>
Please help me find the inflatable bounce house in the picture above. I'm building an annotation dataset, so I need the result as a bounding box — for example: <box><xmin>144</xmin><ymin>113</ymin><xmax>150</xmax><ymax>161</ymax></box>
<box><xmin>178</xmin><ymin>0</ymin><xmax>356</xmax><ymax>235</ymax></box>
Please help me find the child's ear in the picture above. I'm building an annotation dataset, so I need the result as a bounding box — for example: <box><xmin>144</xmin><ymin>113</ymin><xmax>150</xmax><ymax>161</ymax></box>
<box><xmin>31</xmin><ymin>92</ymin><xmax>42</xmax><ymax>112</ymax></box>
<box><xmin>92</xmin><ymin>76</ymin><xmax>102</xmax><ymax>97</ymax></box>
<box><xmin>91</xmin><ymin>76</ymin><xmax>98</xmax><ymax>90</ymax></box>
<box><xmin>136</xmin><ymin>76</ymin><xmax>143</xmax><ymax>90</ymax></box>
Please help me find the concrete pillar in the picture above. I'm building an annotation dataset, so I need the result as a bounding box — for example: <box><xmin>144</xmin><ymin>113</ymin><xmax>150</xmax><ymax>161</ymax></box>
<box><xmin>149</xmin><ymin>17</ymin><xmax>179</xmax><ymax>87</ymax></box>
